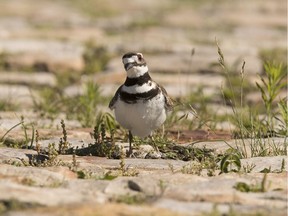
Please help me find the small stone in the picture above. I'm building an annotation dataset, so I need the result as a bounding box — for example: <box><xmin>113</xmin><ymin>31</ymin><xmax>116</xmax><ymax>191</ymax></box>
<box><xmin>128</xmin><ymin>180</ymin><xmax>142</xmax><ymax>192</ymax></box>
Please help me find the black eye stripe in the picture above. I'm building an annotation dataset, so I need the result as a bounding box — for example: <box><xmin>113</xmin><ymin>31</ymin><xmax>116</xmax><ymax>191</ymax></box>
<box><xmin>124</xmin><ymin>62</ymin><xmax>146</xmax><ymax>70</ymax></box>
<box><xmin>124</xmin><ymin>63</ymin><xmax>131</xmax><ymax>70</ymax></box>
<box><xmin>124</xmin><ymin>62</ymin><xmax>137</xmax><ymax>70</ymax></box>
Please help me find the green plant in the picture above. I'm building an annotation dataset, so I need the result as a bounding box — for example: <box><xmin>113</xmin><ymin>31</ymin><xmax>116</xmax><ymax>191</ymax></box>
<box><xmin>113</xmin><ymin>194</ymin><xmax>146</xmax><ymax>205</ymax></box>
<box><xmin>99</xmin><ymin>171</ymin><xmax>118</xmax><ymax>180</ymax></box>
<box><xmin>72</xmin><ymin>149</ymin><xmax>77</xmax><ymax>169</ymax></box>
<box><xmin>277</xmin><ymin>99</ymin><xmax>288</xmax><ymax>136</ymax></box>
<box><xmin>203</xmin><ymin>156</ymin><xmax>219</xmax><ymax>176</ymax></box>
<box><xmin>93</xmin><ymin>123</ymin><xmax>112</xmax><ymax>156</ymax></box>
<box><xmin>259</xmin><ymin>48</ymin><xmax>287</xmax><ymax>68</ymax></box>
<box><xmin>130</xmin><ymin>129</ymin><xmax>175</xmax><ymax>156</ymax></box>
<box><xmin>217</xmin><ymin>41</ymin><xmax>251</xmax><ymax>138</ymax></box>
<box><xmin>160</xmin><ymin>142</ymin><xmax>215</xmax><ymax>162</ymax></box>
<box><xmin>75</xmin><ymin>169</ymin><xmax>117</xmax><ymax>180</ymax></box>
<box><xmin>54</xmin><ymin>70</ymin><xmax>81</xmax><ymax>89</ymax></box>
<box><xmin>232</xmin><ymin>137</ymin><xmax>287</xmax><ymax>159</ymax></box>
<box><xmin>0</xmin><ymin>122</ymin><xmax>22</xmax><ymax>146</ymax></box>
<box><xmin>94</xmin><ymin>112</ymin><xmax>118</xmax><ymax>136</ymax></box>
<box><xmin>242</xmin><ymin>163</ymin><xmax>256</xmax><ymax>173</ymax></box>
<box><xmin>0</xmin><ymin>52</ymin><xmax>10</xmax><ymax>70</ymax></box>
<box><xmin>181</xmin><ymin>161</ymin><xmax>202</xmax><ymax>175</ymax></box>
<box><xmin>234</xmin><ymin>173</ymin><xmax>268</xmax><ymax>193</ymax></box>
<box><xmin>0</xmin><ymin>199</ymin><xmax>42</xmax><ymax>214</ymax></box>
<box><xmin>256</xmin><ymin>62</ymin><xmax>287</xmax><ymax>131</ymax></box>
<box><xmin>20</xmin><ymin>116</ymin><xmax>35</xmax><ymax>149</ymax></box>
<box><xmin>202</xmin><ymin>204</ymin><xmax>222</xmax><ymax>216</ymax></box>
<box><xmin>2</xmin><ymin>159</ymin><xmax>23</xmax><ymax>167</ymax></box>
<box><xmin>67</xmin><ymin>82</ymin><xmax>103</xmax><ymax>127</ymax></box>
<box><xmin>127</xmin><ymin>17</ymin><xmax>161</xmax><ymax>30</ymax></box>
<box><xmin>25</xmin><ymin>122</ymin><xmax>72</xmax><ymax>166</ymax></box>
<box><xmin>231</xmin><ymin>107</ymin><xmax>268</xmax><ymax>139</ymax></box>
<box><xmin>58</xmin><ymin>119</ymin><xmax>70</xmax><ymax>154</ymax></box>
<box><xmin>19</xmin><ymin>178</ymin><xmax>36</xmax><ymax>186</ymax></box>
<box><xmin>76</xmin><ymin>169</ymin><xmax>94</xmax><ymax>179</ymax></box>
<box><xmin>221</xmin><ymin>61</ymin><xmax>254</xmax><ymax>108</ymax></box>
<box><xmin>185</xmin><ymin>87</ymin><xmax>218</xmax><ymax>130</ymax></box>
<box><xmin>158</xmin><ymin>179</ymin><xmax>167</xmax><ymax>197</ymax></box>
<box><xmin>69</xmin><ymin>0</ymin><xmax>118</xmax><ymax>18</ymax></box>
<box><xmin>216</xmin><ymin>40</ymin><xmax>287</xmax><ymax>158</ymax></box>
<box><xmin>259</xmin><ymin>158</ymin><xmax>286</xmax><ymax>173</ymax></box>
<box><xmin>167</xmin><ymin>162</ymin><xmax>176</xmax><ymax>173</ymax></box>
<box><xmin>119</xmin><ymin>146</ymin><xmax>126</xmax><ymax>175</ymax></box>
<box><xmin>280</xmin><ymin>158</ymin><xmax>285</xmax><ymax>172</ymax></box>
<box><xmin>82</xmin><ymin>40</ymin><xmax>110</xmax><ymax>74</ymax></box>
<box><xmin>118</xmin><ymin>146</ymin><xmax>138</xmax><ymax>176</ymax></box>
<box><xmin>0</xmin><ymin>100</ymin><xmax>18</xmax><ymax>111</ymax></box>
<box><xmin>72</xmin><ymin>116</ymin><xmax>120</xmax><ymax>158</ymax></box>
<box><xmin>33</xmin><ymin>80</ymin><xmax>109</xmax><ymax>127</ymax></box>
<box><xmin>35</xmin><ymin>130</ymin><xmax>40</xmax><ymax>154</ymax></box>
<box><xmin>43</xmin><ymin>143</ymin><xmax>61</xmax><ymax>166</ymax></box>
<box><xmin>32</xmin><ymin>87</ymin><xmax>63</xmax><ymax>121</ymax></box>
<box><xmin>177</xmin><ymin>149</ymin><xmax>218</xmax><ymax>176</ymax></box>
<box><xmin>220</xmin><ymin>152</ymin><xmax>241</xmax><ymax>174</ymax></box>
<box><xmin>0</xmin><ymin>117</ymin><xmax>36</xmax><ymax>149</ymax></box>
<box><xmin>27</xmin><ymin>142</ymin><xmax>62</xmax><ymax>167</ymax></box>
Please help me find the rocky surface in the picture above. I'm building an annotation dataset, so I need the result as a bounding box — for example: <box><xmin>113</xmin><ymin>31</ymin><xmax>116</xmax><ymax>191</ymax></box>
<box><xmin>0</xmin><ymin>141</ymin><xmax>287</xmax><ymax>216</ymax></box>
<box><xmin>0</xmin><ymin>0</ymin><xmax>287</xmax><ymax>215</ymax></box>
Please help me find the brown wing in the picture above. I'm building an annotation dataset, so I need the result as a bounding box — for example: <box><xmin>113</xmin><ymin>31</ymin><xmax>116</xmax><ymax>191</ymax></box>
<box><xmin>158</xmin><ymin>84</ymin><xmax>174</xmax><ymax>111</ymax></box>
<box><xmin>109</xmin><ymin>85</ymin><xmax>122</xmax><ymax>110</ymax></box>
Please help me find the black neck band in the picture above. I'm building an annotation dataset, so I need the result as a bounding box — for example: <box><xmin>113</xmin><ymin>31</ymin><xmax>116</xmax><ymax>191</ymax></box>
<box><xmin>120</xmin><ymin>87</ymin><xmax>160</xmax><ymax>104</ymax></box>
<box><xmin>124</xmin><ymin>72</ymin><xmax>151</xmax><ymax>86</ymax></box>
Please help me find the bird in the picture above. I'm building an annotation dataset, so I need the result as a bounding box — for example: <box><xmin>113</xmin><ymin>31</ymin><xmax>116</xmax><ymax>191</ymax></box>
<box><xmin>109</xmin><ymin>52</ymin><xmax>173</xmax><ymax>156</ymax></box>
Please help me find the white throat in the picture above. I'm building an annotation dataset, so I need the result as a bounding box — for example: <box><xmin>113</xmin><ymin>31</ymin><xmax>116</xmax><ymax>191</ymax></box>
<box><xmin>126</xmin><ymin>65</ymin><xmax>148</xmax><ymax>78</ymax></box>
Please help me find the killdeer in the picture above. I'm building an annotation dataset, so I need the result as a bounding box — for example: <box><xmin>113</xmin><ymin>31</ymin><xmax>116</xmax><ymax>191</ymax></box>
<box><xmin>109</xmin><ymin>52</ymin><xmax>173</xmax><ymax>156</ymax></box>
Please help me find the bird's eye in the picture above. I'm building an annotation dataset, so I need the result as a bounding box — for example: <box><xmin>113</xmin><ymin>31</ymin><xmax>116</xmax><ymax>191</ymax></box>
<box><xmin>137</xmin><ymin>54</ymin><xmax>143</xmax><ymax>60</ymax></box>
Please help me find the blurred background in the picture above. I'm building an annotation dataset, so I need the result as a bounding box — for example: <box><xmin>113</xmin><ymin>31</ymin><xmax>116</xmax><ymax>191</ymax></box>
<box><xmin>0</xmin><ymin>0</ymin><xmax>286</xmax><ymax>134</ymax></box>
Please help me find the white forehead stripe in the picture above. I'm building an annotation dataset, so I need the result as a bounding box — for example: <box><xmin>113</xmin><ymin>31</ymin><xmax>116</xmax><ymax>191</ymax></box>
<box><xmin>122</xmin><ymin>55</ymin><xmax>138</xmax><ymax>64</ymax></box>
<box><xmin>137</xmin><ymin>53</ymin><xmax>143</xmax><ymax>58</ymax></box>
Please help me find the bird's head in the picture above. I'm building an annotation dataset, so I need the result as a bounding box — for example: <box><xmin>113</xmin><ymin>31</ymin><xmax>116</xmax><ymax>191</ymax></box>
<box><xmin>122</xmin><ymin>52</ymin><xmax>148</xmax><ymax>78</ymax></box>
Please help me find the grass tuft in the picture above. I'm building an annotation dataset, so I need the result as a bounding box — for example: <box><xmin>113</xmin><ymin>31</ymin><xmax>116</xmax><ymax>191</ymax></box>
<box><xmin>83</xmin><ymin>40</ymin><xmax>110</xmax><ymax>74</ymax></box>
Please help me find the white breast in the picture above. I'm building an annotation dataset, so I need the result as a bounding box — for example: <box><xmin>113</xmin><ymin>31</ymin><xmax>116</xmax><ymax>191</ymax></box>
<box><xmin>113</xmin><ymin>93</ymin><xmax>167</xmax><ymax>138</ymax></box>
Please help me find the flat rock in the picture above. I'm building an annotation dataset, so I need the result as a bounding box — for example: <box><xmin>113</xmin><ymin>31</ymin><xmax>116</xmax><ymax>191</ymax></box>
<box><xmin>0</xmin><ymin>147</ymin><xmax>37</xmax><ymax>162</ymax></box>
<box><xmin>0</xmin><ymin>39</ymin><xmax>84</xmax><ymax>72</ymax></box>
<box><xmin>155</xmin><ymin>198</ymin><xmax>285</xmax><ymax>216</ymax></box>
<box><xmin>0</xmin><ymin>84</ymin><xmax>34</xmax><ymax>107</ymax></box>
<box><xmin>0</xmin><ymin>114</ymin><xmax>83</xmax><ymax>137</ymax></box>
<box><xmin>241</xmin><ymin>156</ymin><xmax>288</xmax><ymax>172</ymax></box>
<box><xmin>193</xmin><ymin>137</ymin><xmax>287</xmax><ymax>157</ymax></box>
<box><xmin>0</xmin><ymin>145</ymin><xmax>287</xmax><ymax>216</ymax></box>
<box><xmin>0</xmin><ymin>71</ymin><xmax>57</xmax><ymax>87</ymax></box>
<box><xmin>61</xmin><ymin>156</ymin><xmax>189</xmax><ymax>172</ymax></box>
<box><xmin>0</xmin><ymin>164</ymin><xmax>76</xmax><ymax>187</ymax></box>
<box><xmin>0</xmin><ymin>181</ymin><xmax>99</xmax><ymax>206</ymax></box>
<box><xmin>6</xmin><ymin>203</ymin><xmax>182</xmax><ymax>216</ymax></box>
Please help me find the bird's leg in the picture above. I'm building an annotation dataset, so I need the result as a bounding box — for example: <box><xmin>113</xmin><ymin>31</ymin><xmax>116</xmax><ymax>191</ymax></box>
<box><xmin>149</xmin><ymin>135</ymin><xmax>159</xmax><ymax>153</ymax></box>
<box><xmin>127</xmin><ymin>130</ymin><xmax>133</xmax><ymax>156</ymax></box>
